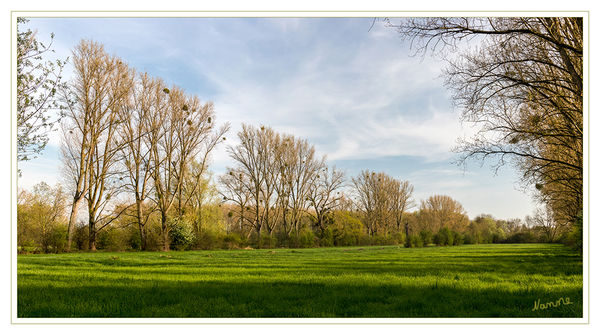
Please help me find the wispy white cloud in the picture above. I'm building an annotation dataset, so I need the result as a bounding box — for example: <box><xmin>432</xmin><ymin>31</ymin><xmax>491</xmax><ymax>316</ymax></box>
<box><xmin>174</xmin><ymin>18</ymin><xmax>462</xmax><ymax>168</ymax></box>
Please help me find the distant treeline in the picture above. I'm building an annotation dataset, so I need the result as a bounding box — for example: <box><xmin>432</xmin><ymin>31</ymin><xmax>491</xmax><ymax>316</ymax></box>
<box><xmin>17</xmin><ymin>180</ymin><xmax>579</xmax><ymax>254</ymax></box>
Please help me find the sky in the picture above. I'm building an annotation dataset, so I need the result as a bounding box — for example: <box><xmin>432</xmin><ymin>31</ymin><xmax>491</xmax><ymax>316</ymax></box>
<box><xmin>17</xmin><ymin>16</ymin><xmax>539</xmax><ymax>221</ymax></box>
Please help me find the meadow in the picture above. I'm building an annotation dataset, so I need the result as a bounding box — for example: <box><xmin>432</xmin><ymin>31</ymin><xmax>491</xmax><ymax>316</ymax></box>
<box><xmin>17</xmin><ymin>244</ymin><xmax>582</xmax><ymax>318</ymax></box>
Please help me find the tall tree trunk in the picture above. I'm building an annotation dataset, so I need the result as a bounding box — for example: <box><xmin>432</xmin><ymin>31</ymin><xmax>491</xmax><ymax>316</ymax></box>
<box><xmin>88</xmin><ymin>217</ymin><xmax>96</xmax><ymax>251</ymax></box>
<box><xmin>195</xmin><ymin>201</ymin><xmax>203</xmax><ymax>238</ymax></box>
<box><xmin>66</xmin><ymin>195</ymin><xmax>83</xmax><ymax>252</ymax></box>
<box><xmin>136</xmin><ymin>199</ymin><xmax>146</xmax><ymax>250</ymax></box>
<box><xmin>316</xmin><ymin>211</ymin><xmax>325</xmax><ymax>235</ymax></box>
<box><xmin>139</xmin><ymin>224</ymin><xmax>147</xmax><ymax>251</ymax></box>
<box><xmin>161</xmin><ymin>212</ymin><xmax>170</xmax><ymax>251</ymax></box>
<box><xmin>256</xmin><ymin>223</ymin><xmax>262</xmax><ymax>249</ymax></box>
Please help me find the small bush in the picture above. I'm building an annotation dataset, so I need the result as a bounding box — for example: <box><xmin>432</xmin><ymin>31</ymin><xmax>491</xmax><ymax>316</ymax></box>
<box><xmin>503</xmin><ymin>232</ymin><xmax>536</xmax><ymax>243</ymax></box>
<box><xmin>463</xmin><ymin>233</ymin><xmax>474</xmax><ymax>245</ymax></box>
<box><xmin>128</xmin><ymin>230</ymin><xmax>142</xmax><ymax>250</ymax></box>
<box><xmin>434</xmin><ymin>227</ymin><xmax>454</xmax><ymax>246</ymax></box>
<box><xmin>169</xmin><ymin>220</ymin><xmax>195</xmax><ymax>251</ymax></box>
<box><xmin>565</xmin><ymin>212</ymin><xmax>583</xmax><ymax>254</ymax></box>
<box><xmin>299</xmin><ymin>230</ymin><xmax>316</xmax><ymax>248</ymax></box>
<box><xmin>195</xmin><ymin>230</ymin><xmax>219</xmax><ymax>250</ymax></box>
<box><xmin>221</xmin><ymin>233</ymin><xmax>243</xmax><ymax>249</ymax></box>
<box><xmin>72</xmin><ymin>224</ymin><xmax>89</xmax><ymax>251</ymax></box>
<box><xmin>358</xmin><ymin>234</ymin><xmax>372</xmax><ymax>246</ymax></box>
<box><xmin>318</xmin><ymin>228</ymin><xmax>334</xmax><ymax>247</ymax></box>
<box><xmin>390</xmin><ymin>232</ymin><xmax>405</xmax><ymax>245</ymax></box>
<box><xmin>261</xmin><ymin>234</ymin><xmax>277</xmax><ymax>249</ymax></box>
<box><xmin>250</xmin><ymin>233</ymin><xmax>277</xmax><ymax>249</ymax></box>
<box><xmin>405</xmin><ymin>234</ymin><xmax>423</xmax><ymax>248</ymax></box>
<box><xmin>48</xmin><ymin>225</ymin><xmax>68</xmax><ymax>253</ymax></box>
<box><xmin>371</xmin><ymin>234</ymin><xmax>389</xmax><ymax>246</ymax></box>
<box><xmin>97</xmin><ymin>228</ymin><xmax>128</xmax><ymax>251</ymax></box>
<box><xmin>419</xmin><ymin>230</ymin><xmax>433</xmax><ymax>246</ymax></box>
<box><xmin>452</xmin><ymin>230</ymin><xmax>464</xmax><ymax>246</ymax></box>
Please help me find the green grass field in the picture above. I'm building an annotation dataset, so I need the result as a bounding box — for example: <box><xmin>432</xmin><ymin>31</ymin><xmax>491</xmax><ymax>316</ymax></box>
<box><xmin>17</xmin><ymin>244</ymin><xmax>582</xmax><ymax>318</ymax></box>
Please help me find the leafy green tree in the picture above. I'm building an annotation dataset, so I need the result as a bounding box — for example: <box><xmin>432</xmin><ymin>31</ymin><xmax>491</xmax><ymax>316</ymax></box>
<box><xmin>17</xmin><ymin>18</ymin><xmax>67</xmax><ymax>163</ymax></box>
<box><xmin>17</xmin><ymin>182</ymin><xmax>67</xmax><ymax>253</ymax></box>
<box><xmin>331</xmin><ymin>210</ymin><xmax>364</xmax><ymax>246</ymax></box>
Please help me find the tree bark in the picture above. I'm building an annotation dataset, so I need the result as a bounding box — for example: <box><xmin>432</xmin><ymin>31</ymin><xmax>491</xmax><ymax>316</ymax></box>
<box><xmin>66</xmin><ymin>195</ymin><xmax>83</xmax><ymax>252</ymax></box>
<box><xmin>135</xmin><ymin>199</ymin><xmax>146</xmax><ymax>250</ymax></box>
<box><xmin>161</xmin><ymin>212</ymin><xmax>170</xmax><ymax>251</ymax></box>
<box><xmin>88</xmin><ymin>217</ymin><xmax>96</xmax><ymax>251</ymax></box>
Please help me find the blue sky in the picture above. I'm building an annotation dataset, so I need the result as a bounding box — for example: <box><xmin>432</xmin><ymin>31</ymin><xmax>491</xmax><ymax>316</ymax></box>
<box><xmin>17</xmin><ymin>17</ymin><xmax>538</xmax><ymax>220</ymax></box>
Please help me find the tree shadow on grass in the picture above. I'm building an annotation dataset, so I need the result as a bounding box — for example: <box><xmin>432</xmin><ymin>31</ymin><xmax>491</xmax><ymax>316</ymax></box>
<box><xmin>18</xmin><ymin>279</ymin><xmax>583</xmax><ymax>318</ymax></box>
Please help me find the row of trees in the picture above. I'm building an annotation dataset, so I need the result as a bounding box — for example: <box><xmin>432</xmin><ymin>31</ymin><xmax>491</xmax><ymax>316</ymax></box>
<box><xmin>18</xmin><ymin>115</ymin><xmax>572</xmax><ymax>252</ymax></box>
<box><xmin>218</xmin><ymin>124</ymin><xmax>422</xmax><ymax>247</ymax></box>
<box><xmin>17</xmin><ymin>179</ymin><xmax>569</xmax><ymax>253</ymax></box>
<box><xmin>60</xmin><ymin>40</ymin><xmax>229</xmax><ymax>251</ymax></box>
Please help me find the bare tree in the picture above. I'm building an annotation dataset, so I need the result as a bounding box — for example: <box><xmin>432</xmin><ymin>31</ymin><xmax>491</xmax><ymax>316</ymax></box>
<box><xmin>147</xmin><ymin>85</ymin><xmax>226</xmax><ymax>251</ymax></box>
<box><xmin>226</xmin><ymin>124</ymin><xmax>280</xmax><ymax>246</ymax></box>
<box><xmin>61</xmin><ymin>40</ymin><xmax>132</xmax><ymax>251</ymax></box>
<box><xmin>417</xmin><ymin>195</ymin><xmax>469</xmax><ymax>233</ymax></box>
<box><xmin>526</xmin><ymin>205</ymin><xmax>567</xmax><ymax>242</ymax></box>
<box><xmin>226</xmin><ymin>125</ymin><xmax>328</xmax><ymax>244</ymax></box>
<box><xmin>274</xmin><ymin>135</ymin><xmax>322</xmax><ymax>237</ymax></box>
<box><xmin>389</xmin><ymin>179</ymin><xmax>415</xmax><ymax>238</ymax></box>
<box><xmin>386</xmin><ymin>17</ymin><xmax>583</xmax><ymax>228</ymax></box>
<box><xmin>219</xmin><ymin>167</ymin><xmax>253</xmax><ymax>234</ymax></box>
<box><xmin>81</xmin><ymin>44</ymin><xmax>134</xmax><ymax>250</ymax></box>
<box><xmin>307</xmin><ymin>165</ymin><xmax>345</xmax><ymax>234</ymax></box>
<box><xmin>352</xmin><ymin>170</ymin><xmax>398</xmax><ymax>236</ymax></box>
<box><xmin>116</xmin><ymin>73</ymin><xmax>157</xmax><ymax>250</ymax></box>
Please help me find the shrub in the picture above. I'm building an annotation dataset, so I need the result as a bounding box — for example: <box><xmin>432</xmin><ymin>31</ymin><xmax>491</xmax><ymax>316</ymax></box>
<box><xmin>221</xmin><ymin>233</ymin><xmax>243</xmax><ymax>249</ymax></box>
<box><xmin>492</xmin><ymin>232</ymin><xmax>505</xmax><ymax>243</ymax></box>
<box><xmin>503</xmin><ymin>231</ymin><xmax>536</xmax><ymax>243</ymax></box>
<box><xmin>128</xmin><ymin>230</ymin><xmax>142</xmax><ymax>250</ymax></box>
<box><xmin>419</xmin><ymin>230</ymin><xmax>433</xmax><ymax>246</ymax></box>
<box><xmin>96</xmin><ymin>228</ymin><xmax>129</xmax><ymax>251</ymax></box>
<box><xmin>169</xmin><ymin>220</ymin><xmax>195</xmax><ymax>251</ymax></box>
<box><xmin>331</xmin><ymin>211</ymin><xmax>363</xmax><ymax>246</ymax></box>
<box><xmin>463</xmin><ymin>233</ymin><xmax>474</xmax><ymax>245</ymax></box>
<box><xmin>335</xmin><ymin>229</ymin><xmax>360</xmax><ymax>246</ymax></box>
<box><xmin>434</xmin><ymin>227</ymin><xmax>454</xmax><ymax>246</ymax></box>
<box><xmin>261</xmin><ymin>234</ymin><xmax>277</xmax><ymax>249</ymax></box>
<box><xmin>565</xmin><ymin>212</ymin><xmax>583</xmax><ymax>254</ymax></box>
<box><xmin>145</xmin><ymin>224</ymin><xmax>163</xmax><ymax>251</ymax></box>
<box><xmin>47</xmin><ymin>225</ymin><xmax>68</xmax><ymax>253</ymax></box>
<box><xmin>390</xmin><ymin>232</ymin><xmax>405</xmax><ymax>245</ymax></box>
<box><xmin>372</xmin><ymin>234</ymin><xmax>389</xmax><ymax>246</ymax></box>
<box><xmin>452</xmin><ymin>230</ymin><xmax>464</xmax><ymax>246</ymax></box>
<box><xmin>358</xmin><ymin>234</ymin><xmax>372</xmax><ymax>246</ymax></box>
<box><xmin>250</xmin><ymin>233</ymin><xmax>277</xmax><ymax>249</ymax></box>
<box><xmin>405</xmin><ymin>234</ymin><xmax>423</xmax><ymax>248</ymax></box>
<box><xmin>318</xmin><ymin>228</ymin><xmax>334</xmax><ymax>247</ymax></box>
<box><xmin>195</xmin><ymin>230</ymin><xmax>219</xmax><ymax>250</ymax></box>
<box><xmin>72</xmin><ymin>224</ymin><xmax>89</xmax><ymax>251</ymax></box>
<box><xmin>299</xmin><ymin>230</ymin><xmax>316</xmax><ymax>248</ymax></box>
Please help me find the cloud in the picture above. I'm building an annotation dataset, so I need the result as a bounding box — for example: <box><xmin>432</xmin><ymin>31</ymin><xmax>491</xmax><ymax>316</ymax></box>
<box><xmin>173</xmin><ymin>18</ymin><xmax>465</xmax><ymax>167</ymax></box>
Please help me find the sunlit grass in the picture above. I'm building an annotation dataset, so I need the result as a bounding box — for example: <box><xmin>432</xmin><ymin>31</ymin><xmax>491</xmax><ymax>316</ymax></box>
<box><xmin>17</xmin><ymin>244</ymin><xmax>582</xmax><ymax>318</ymax></box>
